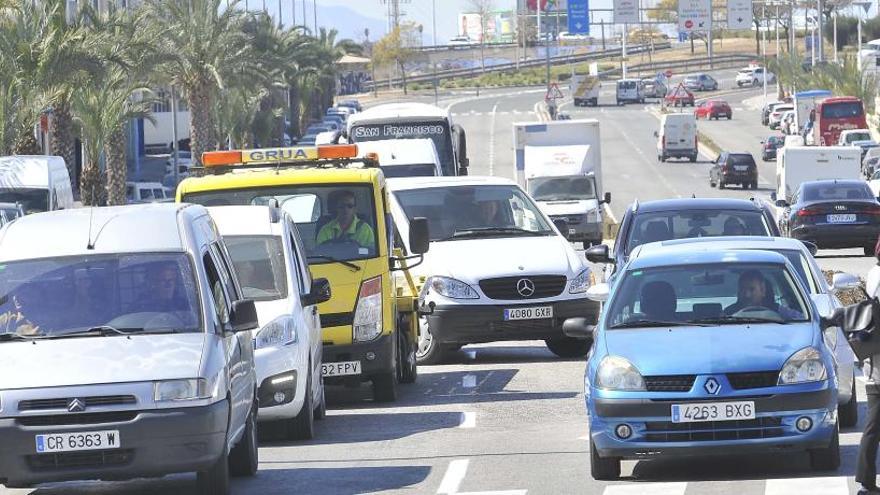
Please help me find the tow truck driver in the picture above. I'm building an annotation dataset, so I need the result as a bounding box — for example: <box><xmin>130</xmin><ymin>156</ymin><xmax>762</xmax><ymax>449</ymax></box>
<box><xmin>317</xmin><ymin>189</ymin><xmax>376</xmax><ymax>250</ymax></box>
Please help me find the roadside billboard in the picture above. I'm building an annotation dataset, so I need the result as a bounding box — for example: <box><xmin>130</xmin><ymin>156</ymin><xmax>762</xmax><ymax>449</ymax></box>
<box><xmin>459</xmin><ymin>11</ymin><xmax>516</xmax><ymax>43</ymax></box>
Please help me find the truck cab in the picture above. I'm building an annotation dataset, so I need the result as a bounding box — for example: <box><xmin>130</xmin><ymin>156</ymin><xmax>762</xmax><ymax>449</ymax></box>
<box><xmin>177</xmin><ymin>144</ymin><xmax>429</xmax><ymax>403</ymax></box>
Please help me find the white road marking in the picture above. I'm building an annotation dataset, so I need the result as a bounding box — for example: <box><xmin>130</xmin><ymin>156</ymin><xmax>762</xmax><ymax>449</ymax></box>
<box><xmin>462</xmin><ymin>374</ymin><xmax>477</xmax><ymax>388</ymax></box>
<box><xmin>602</xmin><ymin>482</ymin><xmax>687</xmax><ymax>495</ymax></box>
<box><xmin>437</xmin><ymin>459</ymin><xmax>469</xmax><ymax>494</ymax></box>
<box><xmin>765</xmin><ymin>476</ymin><xmax>849</xmax><ymax>495</ymax></box>
<box><xmin>458</xmin><ymin>491</ymin><xmax>527</xmax><ymax>495</ymax></box>
<box><xmin>459</xmin><ymin>411</ymin><xmax>476</xmax><ymax>428</ymax></box>
<box><xmin>489</xmin><ymin>102</ymin><xmax>499</xmax><ymax>175</ymax></box>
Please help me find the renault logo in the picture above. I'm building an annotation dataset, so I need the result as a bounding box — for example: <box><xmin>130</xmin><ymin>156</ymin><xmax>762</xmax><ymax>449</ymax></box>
<box><xmin>704</xmin><ymin>378</ymin><xmax>720</xmax><ymax>395</ymax></box>
<box><xmin>67</xmin><ymin>398</ymin><xmax>86</xmax><ymax>413</ymax></box>
<box><xmin>516</xmin><ymin>278</ymin><xmax>536</xmax><ymax>297</ymax></box>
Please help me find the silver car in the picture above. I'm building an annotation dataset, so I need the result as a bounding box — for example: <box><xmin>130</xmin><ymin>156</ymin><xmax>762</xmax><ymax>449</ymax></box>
<box><xmin>0</xmin><ymin>204</ymin><xmax>259</xmax><ymax>494</ymax></box>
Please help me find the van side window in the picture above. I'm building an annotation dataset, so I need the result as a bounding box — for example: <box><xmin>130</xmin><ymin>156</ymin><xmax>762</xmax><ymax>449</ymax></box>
<box><xmin>287</xmin><ymin>221</ymin><xmax>312</xmax><ymax>295</ymax></box>
<box><xmin>210</xmin><ymin>243</ymin><xmax>240</xmax><ymax>301</ymax></box>
<box><xmin>203</xmin><ymin>252</ymin><xmax>229</xmax><ymax>326</ymax></box>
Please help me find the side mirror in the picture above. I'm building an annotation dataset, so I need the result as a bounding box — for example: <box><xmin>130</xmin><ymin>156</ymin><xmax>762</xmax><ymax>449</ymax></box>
<box><xmin>302</xmin><ymin>278</ymin><xmax>331</xmax><ymax>306</ymax></box>
<box><xmin>603</xmin><ymin>192</ymin><xmax>612</xmax><ymax>204</ymax></box>
<box><xmin>831</xmin><ymin>272</ymin><xmax>861</xmax><ymax>293</ymax></box>
<box><xmin>229</xmin><ymin>299</ymin><xmax>259</xmax><ymax>333</ymax></box>
<box><xmin>585</xmin><ymin>244</ymin><xmax>613</xmax><ymax>264</ymax></box>
<box><xmin>453</xmin><ymin>124</ymin><xmax>469</xmax><ymax>173</ymax></box>
<box><xmin>775</xmin><ymin>199</ymin><xmax>788</xmax><ymax>208</ymax></box>
<box><xmin>562</xmin><ymin>317</ymin><xmax>594</xmax><ymax>340</ymax></box>
<box><xmin>408</xmin><ymin>217</ymin><xmax>430</xmax><ymax>255</ymax></box>
<box><xmin>800</xmin><ymin>240</ymin><xmax>818</xmax><ymax>256</ymax></box>
<box><xmin>586</xmin><ymin>283</ymin><xmax>610</xmax><ymax>303</ymax></box>
<box><xmin>553</xmin><ymin>218</ymin><xmax>568</xmax><ymax>234</ymax></box>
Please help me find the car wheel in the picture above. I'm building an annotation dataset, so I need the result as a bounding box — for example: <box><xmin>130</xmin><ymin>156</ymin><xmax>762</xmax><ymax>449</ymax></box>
<box><xmin>398</xmin><ymin>322</ymin><xmax>418</xmax><ymax>384</ymax></box>
<box><xmin>808</xmin><ymin>423</ymin><xmax>840</xmax><ymax>471</ymax></box>
<box><xmin>839</xmin><ymin>377</ymin><xmax>859</xmax><ymax>428</ymax></box>
<box><xmin>288</xmin><ymin>371</ymin><xmax>315</xmax><ymax>440</ymax></box>
<box><xmin>314</xmin><ymin>376</ymin><xmax>327</xmax><ymax>420</ymax></box>
<box><xmin>590</xmin><ymin>438</ymin><xmax>620</xmax><ymax>480</ymax></box>
<box><xmin>689</xmin><ymin>154</ymin><xmax>697</xmax><ymax>163</ymax></box>
<box><xmin>372</xmin><ymin>370</ymin><xmax>399</xmax><ymax>403</ymax></box>
<box><xmin>710</xmin><ymin>181</ymin><xmax>716</xmax><ymax>188</ymax></box>
<box><xmin>545</xmin><ymin>337</ymin><xmax>590</xmax><ymax>358</ymax></box>
<box><xmin>197</xmin><ymin>441</ymin><xmax>230</xmax><ymax>495</ymax></box>
<box><xmin>229</xmin><ymin>399</ymin><xmax>259</xmax><ymax>477</ymax></box>
<box><xmin>727</xmin><ymin>115</ymin><xmax>732</xmax><ymax>120</ymax></box>
<box><xmin>751</xmin><ymin>181</ymin><xmax>758</xmax><ymax>190</ymax></box>
<box><xmin>416</xmin><ymin>316</ymin><xmax>447</xmax><ymax>365</ymax></box>
<box><xmin>753</xmin><ymin>79</ymin><xmax>759</xmax><ymax>87</ymax></box>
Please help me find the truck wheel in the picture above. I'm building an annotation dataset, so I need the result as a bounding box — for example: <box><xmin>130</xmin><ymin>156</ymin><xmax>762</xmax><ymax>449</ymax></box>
<box><xmin>839</xmin><ymin>377</ymin><xmax>858</xmax><ymax>428</ymax></box>
<box><xmin>866</xmin><ymin>245</ymin><xmax>875</xmax><ymax>257</ymax></box>
<box><xmin>416</xmin><ymin>316</ymin><xmax>447</xmax><ymax>365</ymax></box>
<box><xmin>372</xmin><ymin>370</ymin><xmax>398</xmax><ymax>403</ymax></box>
<box><xmin>545</xmin><ymin>337</ymin><xmax>590</xmax><ymax>358</ymax></box>
<box><xmin>398</xmin><ymin>324</ymin><xmax>418</xmax><ymax>384</ymax></box>
<box><xmin>751</xmin><ymin>181</ymin><xmax>758</xmax><ymax>190</ymax></box>
<box><xmin>809</xmin><ymin>424</ymin><xmax>840</xmax><ymax>471</ymax></box>
<box><xmin>197</xmin><ymin>444</ymin><xmax>230</xmax><ymax>495</ymax></box>
<box><xmin>591</xmin><ymin>99</ymin><xmax>597</xmax><ymax>106</ymax></box>
<box><xmin>689</xmin><ymin>154</ymin><xmax>697</xmax><ymax>163</ymax></box>
<box><xmin>229</xmin><ymin>399</ymin><xmax>259</xmax><ymax>477</ymax></box>
<box><xmin>288</xmin><ymin>371</ymin><xmax>315</xmax><ymax>440</ymax></box>
<box><xmin>590</xmin><ymin>438</ymin><xmax>620</xmax><ymax>480</ymax></box>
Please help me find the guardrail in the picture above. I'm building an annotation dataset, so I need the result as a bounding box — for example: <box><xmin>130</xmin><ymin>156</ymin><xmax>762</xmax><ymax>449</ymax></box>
<box><xmin>369</xmin><ymin>42</ymin><xmax>673</xmax><ymax>89</ymax></box>
<box><xmin>598</xmin><ymin>53</ymin><xmax>755</xmax><ymax>78</ymax></box>
<box><xmin>415</xmin><ymin>42</ymin><xmax>517</xmax><ymax>53</ymax></box>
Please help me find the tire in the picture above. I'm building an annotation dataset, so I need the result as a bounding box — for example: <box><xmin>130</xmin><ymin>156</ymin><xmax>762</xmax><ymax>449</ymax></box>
<box><xmin>398</xmin><ymin>324</ymin><xmax>418</xmax><ymax>384</ymax></box>
<box><xmin>545</xmin><ymin>337</ymin><xmax>590</xmax><ymax>358</ymax></box>
<box><xmin>229</xmin><ymin>400</ymin><xmax>259</xmax><ymax>477</ymax></box>
<box><xmin>753</xmin><ymin>79</ymin><xmax>759</xmax><ymax>87</ymax></box>
<box><xmin>710</xmin><ymin>180</ymin><xmax>716</xmax><ymax>188</ymax></box>
<box><xmin>727</xmin><ymin>115</ymin><xmax>732</xmax><ymax>120</ymax></box>
<box><xmin>751</xmin><ymin>181</ymin><xmax>758</xmax><ymax>190</ymax></box>
<box><xmin>590</xmin><ymin>438</ymin><xmax>620</xmax><ymax>480</ymax></box>
<box><xmin>582</xmin><ymin>241</ymin><xmax>592</xmax><ymax>250</ymax></box>
<box><xmin>809</xmin><ymin>424</ymin><xmax>840</xmax><ymax>471</ymax></box>
<box><xmin>689</xmin><ymin>154</ymin><xmax>697</xmax><ymax>163</ymax></box>
<box><xmin>197</xmin><ymin>446</ymin><xmax>230</xmax><ymax>495</ymax></box>
<box><xmin>866</xmin><ymin>245</ymin><xmax>875</xmax><ymax>257</ymax></box>
<box><xmin>288</xmin><ymin>371</ymin><xmax>315</xmax><ymax>440</ymax></box>
<box><xmin>372</xmin><ymin>370</ymin><xmax>398</xmax><ymax>403</ymax></box>
<box><xmin>839</xmin><ymin>377</ymin><xmax>858</xmax><ymax>428</ymax></box>
<box><xmin>416</xmin><ymin>316</ymin><xmax>447</xmax><ymax>365</ymax></box>
<box><xmin>314</xmin><ymin>376</ymin><xmax>327</xmax><ymax>420</ymax></box>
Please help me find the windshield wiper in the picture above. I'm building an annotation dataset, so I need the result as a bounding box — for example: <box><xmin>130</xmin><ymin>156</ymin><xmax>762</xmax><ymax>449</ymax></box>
<box><xmin>690</xmin><ymin>315</ymin><xmax>790</xmax><ymax>325</ymax></box>
<box><xmin>444</xmin><ymin>227</ymin><xmax>550</xmax><ymax>240</ymax></box>
<box><xmin>48</xmin><ymin>326</ymin><xmax>145</xmax><ymax>339</ymax></box>
<box><xmin>0</xmin><ymin>332</ymin><xmax>40</xmax><ymax>342</ymax></box>
<box><xmin>610</xmin><ymin>319</ymin><xmax>708</xmax><ymax>329</ymax></box>
<box><xmin>307</xmin><ymin>255</ymin><xmax>361</xmax><ymax>272</ymax></box>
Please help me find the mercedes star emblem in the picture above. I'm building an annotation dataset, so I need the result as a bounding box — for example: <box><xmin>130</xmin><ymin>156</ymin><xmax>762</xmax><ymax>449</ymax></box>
<box><xmin>67</xmin><ymin>398</ymin><xmax>86</xmax><ymax>413</ymax></box>
<box><xmin>517</xmin><ymin>278</ymin><xmax>536</xmax><ymax>297</ymax></box>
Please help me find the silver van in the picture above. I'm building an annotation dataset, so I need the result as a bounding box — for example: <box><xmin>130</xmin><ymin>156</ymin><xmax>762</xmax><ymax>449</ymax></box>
<box><xmin>0</xmin><ymin>203</ymin><xmax>259</xmax><ymax>494</ymax></box>
<box><xmin>615</xmin><ymin>79</ymin><xmax>644</xmax><ymax>105</ymax></box>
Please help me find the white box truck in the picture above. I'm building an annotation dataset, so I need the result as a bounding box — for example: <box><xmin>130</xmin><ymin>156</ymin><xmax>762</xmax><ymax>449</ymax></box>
<box><xmin>513</xmin><ymin>119</ymin><xmax>610</xmax><ymax>248</ymax></box>
<box><xmin>570</xmin><ymin>75</ymin><xmax>600</xmax><ymax>107</ymax></box>
<box><xmin>772</xmin><ymin>146</ymin><xmax>862</xmax><ymax>204</ymax></box>
<box><xmin>0</xmin><ymin>155</ymin><xmax>74</xmax><ymax>213</ymax></box>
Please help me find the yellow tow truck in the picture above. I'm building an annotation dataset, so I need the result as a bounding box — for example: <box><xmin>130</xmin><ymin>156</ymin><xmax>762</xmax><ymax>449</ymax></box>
<box><xmin>177</xmin><ymin>144</ymin><xmax>429</xmax><ymax>402</ymax></box>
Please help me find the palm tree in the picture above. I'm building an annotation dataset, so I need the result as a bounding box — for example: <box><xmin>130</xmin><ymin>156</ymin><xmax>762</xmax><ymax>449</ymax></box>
<box><xmin>145</xmin><ymin>0</ymin><xmax>268</xmax><ymax>167</ymax></box>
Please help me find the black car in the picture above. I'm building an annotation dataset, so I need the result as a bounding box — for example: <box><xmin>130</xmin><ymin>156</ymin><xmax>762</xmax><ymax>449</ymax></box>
<box><xmin>586</xmin><ymin>198</ymin><xmax>781</xmax><ymax>282</ymax></box>
<box><xmin>761</xmin><ymin>135</ymin><xmax>785</xmax><ymax>161</ymax></box>
<box><xmin>709</xmin><ymin>152</ymin><xmax>758</xmax><ymax>189</ymax></box>
<box><xmin>777</xmin><ymin>179</ymin><xmax>880</xmax><ymax>255</ymax></box>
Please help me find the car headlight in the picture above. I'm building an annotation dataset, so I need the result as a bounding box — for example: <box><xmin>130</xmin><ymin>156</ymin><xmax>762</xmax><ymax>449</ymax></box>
<box><xmin>255</xmin><ymin>316</ymin><xmax>297</xmax><ymax>349</ymax></box>
<box><xmin>354</xmin><ymin>276</ymin><xmax>383</xmax><ymax>342</ymax></box>
<box><xmin>595</xmin><ymin>356</ymin><xmax>646</xmax><ymax>391</ymax></box>
<box><xmin>429</xmin><ymin>276</ymin><xmax>479</xmax><ymax>299</ymax></box>
<box><xmin>778</xmin><ymin>347</ymin><xmax>827</xmax><ymax>385</ymax></box>
<box><xmin>569</xmin><ymin>268</ymin><xmax>592</xmax><ymax>294</ymax></box>
<box><xmin>154</xmin><ymin>378</ymin><xmax>210</xmax><ymax>402</ymax></box>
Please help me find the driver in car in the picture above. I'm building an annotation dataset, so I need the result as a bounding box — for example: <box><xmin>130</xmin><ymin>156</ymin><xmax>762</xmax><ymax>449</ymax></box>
<box><xmin>317</xmin><ymin>190</ymin><xmax>375</xmax><ymax>249</ymax></box>
<box><xmin>724</xmin><ymin>270</ymin><xmax>802</xmax><ymax>319</ymax></box>
<box><xmin>0</xmin><ymin>284</ymin><xmax>42</xmax><ymax>336</ymax></box>
<box><xmin>135</xmin><ymin>263</ymin><xmax>189</xmax><ymax>313</ymax></box>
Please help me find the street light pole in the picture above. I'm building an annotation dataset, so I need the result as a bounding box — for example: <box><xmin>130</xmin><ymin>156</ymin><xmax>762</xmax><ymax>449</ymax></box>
<box><xmin>432</xmin><ymin>0</ymin><xmax>437</xmax><ymax>46</ymax></box>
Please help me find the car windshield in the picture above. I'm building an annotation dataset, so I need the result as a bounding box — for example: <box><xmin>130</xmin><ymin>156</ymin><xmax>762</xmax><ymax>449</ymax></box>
<box><xmin>845</xmin><ymin>132</ymin><xmax>872</xmax><ymax>143</ymax></box>
<box><xmin>529</xmin><ymin>176</ymin><xmax>597</xmax><ymax>201</ymax></box>
<box><xmin>803</xmin><ymin>183</ymin><xmax>873</xmax><ymax>201</ymax></box>
<box><xmin>183</xmin><ymin>185</ymin><xmax>379</xmax><ymax>264</ymax></box>
<box><xmin>380</xmin><ymin>164</ymin><xmax>438</xmax><ymax>178</ymax></box>
<box><xmin>0</xmin><ymin>188</ymin><xmax>48</xmax><ymax>214</ymax></box>
<box><xmin>349</xmin><ymin>120</ymin><xmax>456</xmax><ymax>176</ymax></box>
<box><xmin>627</xmin><ymin>210</ymin><xmax>771</xmax><ymax>254</ymax></box>
<box><xmin>0</xmin><ymin>253</ymin><xmax>201</xmax><ymax>338</ymax></box>
<box><xmin>822</xmin><ymin>101</ymin><xmax>863</xmax><ymax>119</ymax></box>
<box><xmin>767</xmin><ymin>136</ymin><xmax>782</xmax><ymax>145</ymax></box>
<box><xmin>224</xmin><ymin>236</ymin><xmax>288</xmax><ymax>301</ymax></box>
<box><xmin>393</xmin><ymin>184</ymin><xmax>554</xmax><ymax>242</ymax></box>
<box><xmin>729</xmin><ymin>154</ymin><xmax>756</xmax><ymax>166</ymax></box>
<box><xmin>605</xmin><ymin>262</ymin><xmax>810</xmax><ymax>328</ymax></box>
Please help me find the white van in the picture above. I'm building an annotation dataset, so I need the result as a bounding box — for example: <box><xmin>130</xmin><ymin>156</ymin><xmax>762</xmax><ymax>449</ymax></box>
<box><xmin>615</xmin><ymin>79</ymin><xmax>643</xmax><ymax>105</ymax></box>
<box><xmin>0</xmin><ymin>156</ymin><xmax>74</xmax><ymax>213</ymax></box>
<box><xmin>656</xmin><ymin>113</ymin><xmax>698</xmax><ymax>162</ymax></box>
<box><xmin>126</xmin><ymin>181</ymin><xmax>171</xmax><ymax>203</ymax></box>
<box><xmin>356</xmin><ymin>139</ymin><xmax>443</xmax><ymax>178</ymax></box>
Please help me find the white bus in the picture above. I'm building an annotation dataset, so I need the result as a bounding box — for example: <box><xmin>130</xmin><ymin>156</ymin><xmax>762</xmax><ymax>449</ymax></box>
<box><xmin>346</xmin><ymin>102</ymin><xmax>469</xmax><ymax>176</ymax></box>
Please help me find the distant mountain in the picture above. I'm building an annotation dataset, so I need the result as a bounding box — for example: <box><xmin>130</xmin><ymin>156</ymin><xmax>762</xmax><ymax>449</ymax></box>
<box><xmin>316</xmin><ymin>4</ymin><xmax>387</xmax><ymax>42</ymax></box>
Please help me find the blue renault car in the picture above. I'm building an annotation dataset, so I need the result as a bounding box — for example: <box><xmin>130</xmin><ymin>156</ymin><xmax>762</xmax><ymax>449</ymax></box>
<box><xmin>574</xmin><ymin>248</ymin><xmax>839</xmax><ymax>480</ymax></box>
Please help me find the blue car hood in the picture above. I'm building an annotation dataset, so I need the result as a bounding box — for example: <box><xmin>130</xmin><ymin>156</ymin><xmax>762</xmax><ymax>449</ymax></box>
<box><xmin>603</xmin><ymin>324</ymin><xmax>815</xmax><ymax>375</ymax></box>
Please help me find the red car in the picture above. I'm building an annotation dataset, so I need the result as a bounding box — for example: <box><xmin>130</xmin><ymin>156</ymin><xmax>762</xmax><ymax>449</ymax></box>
<box><xmin>665</xmin><ymin>86</ymin><xmax>694</xmax><ymax>107</ymax></box>
<box><xmin>695</xmin><ymin>99</ymin><xmax>732</xmax><ymax>120</ymax></box>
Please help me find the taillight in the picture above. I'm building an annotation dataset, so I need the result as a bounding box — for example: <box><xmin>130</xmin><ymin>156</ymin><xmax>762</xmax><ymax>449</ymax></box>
<box><xmin>353</xmin><ymin>276</ymin><xmax>383</xmax><ymax>342</ymax></box>
<box><xmin>862</xmin><ymin>205</ymin><xmax>880</xmax><ymax>215</ymax></box>
<box><xmin>797</xmin><ymin>207</ymin><xmax>821</xmax><ymax>217</ymax></box>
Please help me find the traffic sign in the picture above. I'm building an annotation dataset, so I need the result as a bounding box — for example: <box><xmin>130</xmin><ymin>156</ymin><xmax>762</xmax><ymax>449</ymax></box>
<box><xmin>545</xmin><ymin>83</ymin><xmax>564</xmax><ymax>100</ymax></box>
<box><xmin>613</xmin><ymin>0</ymin><xmax>639</xmax><ymax>24</ymax></box>
<box><xmin>567</xmin><ymin>0</ymin><xmax>589</xmax><ymax>35</ymax></box>
<box><xmin>727</xmin><ymin>0</ymin><xmax>752</xmax><ymax>30</ymax></box>
<box><xmin>678</xmin><ymin>0</ymin><xmax>711</xmax><ymax>33</ymax></box>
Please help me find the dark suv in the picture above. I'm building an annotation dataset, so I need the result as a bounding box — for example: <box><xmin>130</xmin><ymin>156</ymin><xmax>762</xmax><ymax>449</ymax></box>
<box><xmin>586</xmin><ymin>198</ymin><xmax>781</xmax><ymax>283</ymax></box>
<box><xmin>709</xmin><ymin>152</ymin><xmax>758</xmax><ymax>189</ymax></box>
